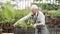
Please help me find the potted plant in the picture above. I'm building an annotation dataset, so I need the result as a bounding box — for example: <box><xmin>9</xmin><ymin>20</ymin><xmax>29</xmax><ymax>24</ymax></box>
<box><xmin>14</xmin><ymin>19</ymin><xmax>34</xmax><ymax>34</ymax></box>
<box><xmin>0</xmin><ymin>28</ymin><xmax>2</xmax><ymax>34</ymax></box>
<box><xmin>47</xmin><ymin>10</ymin><xmax>60</xmax><ymax>24</ymax></box>
<box><xmin>47</xmin><ymin>10</ymin><xmax>60</xmax><ymax>18</ymax></box>
<box><xmin>14</xmin><ymin>21</ymin><xmax>27</xmax><ymax>34</ymax></box>
<box><xmin>0</xmin><ymin>2</ymin><xmax>16</xmax><ymax>33</ymax></box>
<box><xmin>26</xmin><ymin>19</ymin><xmax>34</xmax><ymax>34</ymax></box>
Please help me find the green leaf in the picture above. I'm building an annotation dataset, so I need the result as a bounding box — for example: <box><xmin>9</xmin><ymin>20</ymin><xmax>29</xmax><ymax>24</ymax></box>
<box><xmin>3</xmin><ymin>3</ymin><xmax>15</xmax><ymax>21</ymax></box>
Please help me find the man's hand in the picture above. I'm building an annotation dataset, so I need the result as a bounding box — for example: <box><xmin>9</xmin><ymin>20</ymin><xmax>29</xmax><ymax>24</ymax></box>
<box><xmin>12</xmin><ymin>23</ymin><xmax>18</xmax><ymax>27</ymax></box>
<box><xmin>33</xmin><ymin>24</ymin><xmax>37</xmax><ymax>28</ymax></box>
<box><xmin>33</xmin><ymin>23</ymin><xmax>43</xmax><ymax>28</ymax></box>
<box><xmin>12</xmin><ymin>24</ymin><xmax>16</xmax><ymax>27</ymax></box>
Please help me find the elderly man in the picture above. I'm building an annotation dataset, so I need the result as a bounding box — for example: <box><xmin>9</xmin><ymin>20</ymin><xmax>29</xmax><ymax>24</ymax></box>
<box><xmin>13</xmin><ymin>5</ymin><xmax>49</xmax><ymax>34</ymax></box>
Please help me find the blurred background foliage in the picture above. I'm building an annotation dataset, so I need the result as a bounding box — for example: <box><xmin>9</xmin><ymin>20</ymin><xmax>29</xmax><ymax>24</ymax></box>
<box><xmin>0</xmin><ymin>2</ymin><xmax>30</xmax><ymax>23</ymax></box>
<box><xmin>57</xmin><ymin>0</ymin><xmax>60</xmax><ymax>2</ymax></box>
<box><xmin>0</xmin><ymin>1</ymin><xmax>60</xmax><ymax>24</ymax></box>
<box><xmin>36</xmin><ymin>3</ymin><xmax>60</xmax><ymax>10</ymax></box>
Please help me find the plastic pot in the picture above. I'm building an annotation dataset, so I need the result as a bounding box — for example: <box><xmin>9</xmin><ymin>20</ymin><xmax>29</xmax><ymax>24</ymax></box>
<box><xmin>14</xmin><ymin>27</ymin><xmax>35</xmax><ymax>34</ymax></box>
<box><xmin>0</xmin><ymin>32</ymin><xmax>2</xmax><ymax>34</ymax></box>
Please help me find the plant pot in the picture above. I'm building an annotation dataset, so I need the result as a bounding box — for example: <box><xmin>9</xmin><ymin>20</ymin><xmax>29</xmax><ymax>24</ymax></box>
<box><xmin>14</xmin><ymin>27</ymin><xmax>26</xmax><ymax>34</ymax></box>
<box><xmin>2</xmin><ymin>23</ymin><xmax>4</xmax><ymax>28</ymax></box>
<box><xmin>3</xmin><ymin>23</ymin><xmax>7</xmax><ymax>27</ymax></box>
<box><xmin>2</xmin><ymin>23</ymin><xmax>14</xmax><ymax>33</ymax></box>
<box><xmin>6</xmin><ymin>23</ymin><xmax>10</xmax><ymax>27</ymax></box>
<box><xmin>14</xmin><ymin>27</ymin><xmax>35</xmax><ymax>34</ymax></box>
<box><xmin>0</xmin><ymin>28</ymin><xmax>2</xmax><ymax>34</ymax></box>
<box><xmin>9</xmin><ymin>27</ymin><xmax>14</xmax><ymax>33</ymax></box>
<box><xmin>9</xmin><ymin>29</ymin><xmax>14</xmax><ymax>33</ymax></box>
<box><xmin>0</xmin><ymin>32</ymin><xmax>2</xmax><ymax>34</ymax></box>
<box><xmin>10</xmin><ymin>23</ymin><xmax>14</xmax><ymax>27</ymax></box>
<box><xmin>0</xmin><ymin>23</ymin><xmax>2</xmax><ymax>27</ymax></box>
<box><xmin>0</xmin><ymin>23</ymin><xmax>1</xmax><ymax>26</ymax></box>
<box><xmin>26</xmin><ymin>27</ymin><xmax>34</xmax><ymax>34</ymax></box>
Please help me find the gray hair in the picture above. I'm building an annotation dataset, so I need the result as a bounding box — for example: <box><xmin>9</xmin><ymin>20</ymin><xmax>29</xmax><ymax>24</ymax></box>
<box><xmin>30</xmin><ymin>5</ymin><xmax>39</xmax><ymax>10</ymax></box>
<box><xmin>30</xmin><ymin>5</ymin><xmax>42</xmax><ymax>11</ymax></box>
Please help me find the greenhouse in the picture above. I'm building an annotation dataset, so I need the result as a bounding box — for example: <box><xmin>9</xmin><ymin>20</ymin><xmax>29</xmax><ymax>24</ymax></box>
<box><xmin>0</xmin><ymin>0</ymin><xmax>60</xmax><ymax>34</ymax></box>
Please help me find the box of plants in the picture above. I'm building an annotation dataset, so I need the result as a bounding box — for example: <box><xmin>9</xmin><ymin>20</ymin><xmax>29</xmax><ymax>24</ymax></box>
<box><xmin>14</xmin><ymin>20</ymin><xmax>34</xmax><ymax>34</ymax></box>
<box><xmin>46</xmin><ymin>10</ymin><xmax>60</xmax><ymax>24</ymax></box>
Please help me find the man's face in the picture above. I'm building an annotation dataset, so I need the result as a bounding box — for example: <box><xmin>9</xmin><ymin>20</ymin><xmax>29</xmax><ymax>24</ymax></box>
<box><xmin>31</xmin><ymin>8</ymin><xmax>37</xmax><ymax>14</ymax></box>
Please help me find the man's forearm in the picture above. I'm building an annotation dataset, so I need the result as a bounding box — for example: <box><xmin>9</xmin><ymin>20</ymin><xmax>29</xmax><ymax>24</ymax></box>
<box><xmin>37</xmin><ymin>23</ymin><xmax>43</xmax><ymax>26</ymax></box>
<box><xmin>14</xmin><ymin>22</ymin><xmax>18</xmax><ymax>25</ymax></box>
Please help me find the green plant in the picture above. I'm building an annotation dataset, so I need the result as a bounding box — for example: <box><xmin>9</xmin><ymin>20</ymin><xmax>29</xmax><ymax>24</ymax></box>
<box><xmin>47</xmin><ymin>10</ymin><xmax>60</xmax><ymax>17</ymax></box>
<box><xmin>3</xmin><ymin>2</ymin><xmax>15</xmax><ymax>23</ymax></box>
<box><xmin>0</xmin><ymin>2</ymin><xmax>16</xmax><ymax>23</ymax></box>
<box><xmin>36</xmin><ymin>3</ymin><xmax>60</xmax><ymax>10</ymax></box>
<box><xmin>0</xmin><ymin>28</ymin><xmax>2</xmax><ymax>32</ymax></box>
<box><xmin>16</xmin><ymin>21</ymin><xmax>27</xmax><ymax>29</ymax></box>
<box><xmin>14</xmin><ymin>9</ymin><xmax>30</xmax><ymax>22</ymax></box>
<box><xmin>16</xmin><ymin>19</ymin><xmax>34</xmax><ymax>29</ymax></box>
<box><xmin>27</xmin><ymin>19</ymin><xmax>34</xmax><ymax>28</ymax></box>
<box><xmin>0</xmin><ymin>2</ymin><xmax>31</xmax><ymax>26</ymax></box>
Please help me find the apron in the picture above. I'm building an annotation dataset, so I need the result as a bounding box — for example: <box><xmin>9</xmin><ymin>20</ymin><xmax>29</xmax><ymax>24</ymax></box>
<box><xmin>31</xmin><ymin>12</ymin><xmax>50</xmax><ymax>34</ymax></box>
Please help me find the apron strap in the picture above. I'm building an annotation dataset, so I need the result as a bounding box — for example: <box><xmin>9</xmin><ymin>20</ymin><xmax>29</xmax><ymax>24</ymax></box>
<box><xmin>34</xmin><ymin>12</ymin><xmax>39</xmax><ymax>23</ymax></box>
